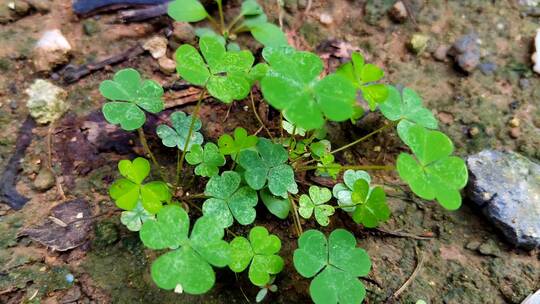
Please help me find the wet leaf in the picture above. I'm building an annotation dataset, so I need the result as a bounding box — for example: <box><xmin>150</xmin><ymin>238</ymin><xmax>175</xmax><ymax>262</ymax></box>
<box><xmin>229</xmin><ymin>226</ymin><xmax>284</xmax><ymax>286</ymax></box>
<box><xmin>99</xmin><ymin>68</ymin><xmax>164</xmax><ymax>130</ymax></box>
<box><xmin>203</xmin><ymin>171</ymin><xmax>258</xmax><ymax>228</ymax></box>
<box><xmin>293</xmin><ymin>229</ymin><xmax>371</xmax><ymax>304</ymax></box>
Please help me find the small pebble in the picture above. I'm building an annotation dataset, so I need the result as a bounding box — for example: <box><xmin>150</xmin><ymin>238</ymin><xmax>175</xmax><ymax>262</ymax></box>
<box><xmin>158</xmin><ymin>57</ymin><xmax>176</xmax><ymax>75</ymax></box>
<box><xmin>479</xmin><ymin>62</ymin><xmax>497</xmax><ymax>75</ymax></box>
<box><xmin>143</xmin><ymin>36</ymin><xmax>168</xmax><ymax>59</ymax></box>
<box><xmin>468</xmin><ymin>126</ymin><xmax>480</xmax><ymax>137</ymax></box>
<box><xmin>388</xmin><ymin>1</ymin><xmax>408</xmax><ymax>23</ymax></box>
<box><xmin>509</xmin><ymin>127</ymin><xmax>521</xmax><ymax>139</ymax></box>
<box><xmin>319</xmin><ymin>13</ymin><xmax>333</xmax><ymax>25</ymax></box>
<box><xmin>172</xmin><ymin>22</ymin><xmax>196</xmax><ymax>43</ymax></box>
<box><xmin>519</xmin><ymin>78</ymin><xmax>530</xmax><ymax>90</ymax></box>
<box><xmin>33</xmin><ymin>168</ymin><xmax>55</xmax><ymax>191</ymax></box>
<box><xmin>433</xmin><ymin>44</ymin><xmax>449</xmax><ymax>62</ymax></box>
<box><xmin>465</xmin><ymin>240</ymin><xmax>481</xmax><ymax>250</ymax></box>
<box><xmin>508</xmin><ymin>117</ymin><xmax>520</xmax><ymax>128</ymax></box>
<box><xmin>409</xmin><ymin>34</ymin><xmax>430</xmax><ymax>54</ymax></box>
<box><xmin>13</xmin><ymin>0</ymin><xmax>30</xmax><ymax>15</ymax></box>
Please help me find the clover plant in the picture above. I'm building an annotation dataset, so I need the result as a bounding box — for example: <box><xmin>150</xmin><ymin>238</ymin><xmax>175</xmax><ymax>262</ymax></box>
<box><xmin>294</xmin><ymin>229</ymin><xmax>371</xmax><ymax>304</ymax></box>
<box><xmin>229</xmin><ymin>226</ymin><xmax>284</xmax><ymax>286</ymax></box>
<box><xmin>98</xmin><ymin>3</ymin><xmax>468</xmax><ymax>301</ymax></box>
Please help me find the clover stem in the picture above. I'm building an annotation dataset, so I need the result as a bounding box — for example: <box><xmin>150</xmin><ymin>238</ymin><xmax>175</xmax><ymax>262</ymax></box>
<box><xmin>176</xmin><ymin>89</ymin><xmax>206</xmax><ymax>188</ymax></box>
<box><xmin>226</xmin><ymin>13</ymin><xmax>243</xmax><ymax>34</ymax></box>
<box><xmin>287</xmin><ymin>125</ymin><xmax>297</xmax><ymax>154</ymax></box>
<box><xmin>289</xmin><ymin>194</ymin><xmax>303</xmax><ymax>237</ymax></box>
<box><xmin>250</xmin><ymin>91</ymin><xmax>274</xmax><ymax>140</ymax></box>
<box><xmin>216</xmin><ymin>0</ymin><xmax>225</xmax><ymax>33</ymax></box>
<box><xmin>297</xmin><ymin>164</ymin><xmax>394</xmax><ymax>172</ymax></box>
<box><xmin>137</xmin><ymin>128</ymin><xmax>166</xmax><ymax>181</ymax></box>
<box><xmin>279</xmin><ymin>113</ymin><xmax>284</xmax><ymax>138</ymax></box>
<box><xmin>330</xmin><ymin>123</ymin><xmax>394</xmax><ymax>155</ymax></box>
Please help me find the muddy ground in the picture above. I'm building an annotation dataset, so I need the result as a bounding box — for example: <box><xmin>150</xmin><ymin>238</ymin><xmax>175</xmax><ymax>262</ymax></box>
<box><xmin>0</xmin><ymin>0</ymin><xmax>539</xmax><ymax>303</ymax></box>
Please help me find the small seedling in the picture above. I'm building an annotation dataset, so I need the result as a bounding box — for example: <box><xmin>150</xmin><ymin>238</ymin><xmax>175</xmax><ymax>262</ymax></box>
<box><xmin>203</xmin><ymin>171</ymin><xmax>258</xmax><ymax>228</ymax></box>
<box><xmin>140</xmin><ymin>205</ymin><xmax>230</xmax><ymax>294</ymax></box>
<box><xmin>218</xmin><ymin>127</ymin><xmax>258</xmax><ymax>158</ymax></box>
<box><xmin>109</xmin><ymin>157</ymin><xmax>170</xmax><ymax>213</ymax></box>
<box><xmin>157</xmin><ymin>111</ymin><xmax>204</xmax><ymax>151</ymax></box>
<box><xmin>379</xmin><ymin>86</ymin><xmax>438</xmax><ymax>130</ymax></box>
<box><xmin>229</xmin><ymin>226</ymin><xmax>284</xmax><ymax>286</ymax></box>
<box><xmin>255</xmin><ymin>277</ymin><xmax>278</xmax><ymax>303</ymax></box>
<box><xmin>298</xmin><ymin>186</ymin><xmax>335</xmax><ymax>226</ymax></box>
<box><xmin>185</xmin><ymin>143</ymin><xmax>226</xmax><ymax>177</ymax></box>
<box><xmin>120</xmin><ymin>200</ymin><xmax>154</xmax><ymax>232</ymax></box>
<box><xmin>99</xmin><ymin>68</ymin><xmax>164</xmax><ymax>131</ymax></box>
<box><xmin>293</xmin><ymin>229</ymin><xmax>371</xmax><ymax>304</ymax></box>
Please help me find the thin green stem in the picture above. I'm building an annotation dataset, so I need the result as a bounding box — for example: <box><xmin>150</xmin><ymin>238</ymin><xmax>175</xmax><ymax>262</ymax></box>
<box><xmin>297</xmin><ymin>164</ymin><xmax>394</xmax><ymax>172</ymax></box>
<box><xmin>176</xmin><ymin>89</ymin><xmax>206</xmax><ymax>187</ymax></box>
<box><xmin>287</xmin><ymin>125</ymin><xmax>297</xmax><ymax>154</ymax></box>
<box><xmin>206</xmin><ymin>14</ymin><xmax>221</xmax><ymax>30</ymax></box>
<box><xmin>250</xmin><ymin>91</ymin><xmax>274</xmax><ymax>140</ymax></box>
<box><xmin>216</xmin><ymin>0</ymin><xmax>225</xmax><ymax>33</ymax></box>
<box><xmin>330</xmin><ymin>123</ymin><xmax>393</xmax><ymax>155</ymax></box>
<box><xmin>137</xmin><ymin>128</ymin><xmax>166</xmax><ymax>181</ymax></box>
<box><xmin>289</xmin><ymin>195</ymin><xmax>303</xmax><ymax>237</ymax></box>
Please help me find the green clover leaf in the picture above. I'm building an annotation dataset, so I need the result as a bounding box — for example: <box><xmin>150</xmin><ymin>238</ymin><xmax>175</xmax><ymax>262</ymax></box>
<box><xmin>298</xmin><ymin>186</ymin><xmax>335</xmax><ymax>226</ymax></box>
<box><xmin>379</xmin><ymin>86</ymin><xmax>438</xmax><ymax>130</ymax></box>
<box><xmin>397</xmin><ymin>123</ymin><xmax>468</xmax><ymax>210</ymax></box>
<box><xmin>229</xmin><ymin>226</ymin><xmax>284</xmax><ymax>286</ymax></box>
<box><xmin>140</xmin><ymin>206</ymin><xmax>230</xmax><ymax>294</ymax></box>
<box><xmin>175</xmin><ymin>36</ymin><xmax>255</xmax><ymax>103</ymax></box>
<box><xmin>109</xmin><ymin>158</ymin><xmax>171</xmax><ymax>213</ymax></box>
<box><xmin>186</xmin><ymin>143</ymin><xmax>226</xmax><ymax>177</ymax></box>
<box><xmin>332</xmin><ymin>170</ymin><xmax>371</xmax><ymax>212</ymax></box>
<box><xmin>260</xmin><ymin>188</ymin><xmax>290</xmax><ymax>219</ymax></box>
<box><xmin>167</xmin><ymin>0</ymin><xmax>208</xmax><ymax>22</ymax></box>
<box><xmin>203</xmin><ymin>171</ymin><xmax>258</xmax><ymax>228</ymax></box>
<box><xmin>316</xmin><ymin>153</ymin><xmax>342</xmax><ymax>179</ymax></box>
<box><xmin>156</xmin><ymin>111</ymin><xmax>203</xmax><ymax>151</ymax></box>
<box><xmin>120</xmin><ymin>200</ymin><xmax>154</xmax><ymax>232</ymax></box>
<box><xmin>237</xmin><ymin>138</ymin><xmax>298</xmax><ymax>198</ymax></box>
<box><xmin>293</xmin><ymin>229</ymin><xmax>371</xmax><ymax>304</ymax></box>
<box><xmin>217</xmin><ymin>127</ymin><xmax>258</xmax><ymax>158</ymax></box>
<box><xmin>241</xmin><ymin>0</ymin><xmax>264</xmax><ymax>16</ymax></box>
<box><xmin>349</xmin><ymin>179</ymin><xmax>390</xmax><ymax>228</ymax></box>
<box><xmin>260</xmin><ymin>46</ymin><xmax>357</xmax><ymax>130</ymax></box>
<box><xmin>99</xmin><ymin>68</ymin><xmax>164</xmax><ymax>131</ymax></box>
<box><xmin>336</xmin><ymin>52</ymin><xmax>388</xmax><ymax>110</ymax></box>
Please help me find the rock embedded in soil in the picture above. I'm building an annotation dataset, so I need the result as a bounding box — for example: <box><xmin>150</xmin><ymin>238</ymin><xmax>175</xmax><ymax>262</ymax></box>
<box><xmin>409</xmin><ymin>34</ymin><xmax>430</xmax><ymax>54</ymax></box>
<box><xmin>449</xmin><ymin>34</ymin><xmax>480</xmax><ymax>73</ymax></box>
<box><xmin>531</xmin><ymin>29</ymin><xmax>540</xmax><ymax>74</ymax></box>
<box><xmin>172</xmin><ymin>22</ymin><xmax>196</xmax><ymax>43</ymax></box>
<box><xmin>388</xmin><ymin>1</ymin><xmax>408</xmax><ymax>23</ymax></box>
<box><xmin>25</xmin><ymin>79</ymin><xmax>68</xmax><ymax>124</ymax></box>
<box><xmin>32</xmin><ymin>29</ymin><xmax>72</xmax><ymax>72</ymax></box>
<box><xmin>33</xmin><ymin>167</ymin><xmax>55</xmax><ymax>191</ymax></box>
<box><xmin>466</xmin><ymin>150</ymin><xmax>540</xmax><ymax>249</ymax></box>
<box><xmin>158</xmin><ymin>56</ymin><xmax>176</xmax><ymax>74</ymax></box>
<box><xmin>143</xmin><ymin>35</ymin><xmax>168</xmax><ymax>59</ymax></box>
<box><xmin>433</xmin><ymin>44</ymin><xmax>450</xmax><ymax>61</ymax></box>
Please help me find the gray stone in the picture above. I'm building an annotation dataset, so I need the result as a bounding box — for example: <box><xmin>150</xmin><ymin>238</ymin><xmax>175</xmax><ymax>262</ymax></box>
<box><xmin>467</xmin><ymin>150</ymin><xmax>540</xmax><ymax>249</ymax></box>
<box><xmin>33</xmin><ymin>168</ymin><xmax>55</xmax><ymax>191</ymax></box>
<box><xmin>449</xmin><ymin>34</ymin><xmax>480</xmax><ymax>73</ymax></box>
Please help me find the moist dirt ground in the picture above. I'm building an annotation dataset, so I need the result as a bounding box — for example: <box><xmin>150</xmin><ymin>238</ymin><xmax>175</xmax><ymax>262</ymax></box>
<box><xmin>0</xmin><ymin>0</ymin><xmax>539</xmax><ymax>303</ymax></box>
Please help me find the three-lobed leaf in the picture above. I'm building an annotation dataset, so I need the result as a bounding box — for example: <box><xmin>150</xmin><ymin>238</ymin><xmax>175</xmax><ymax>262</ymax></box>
<box><xmin>218</xmin><ymin>127</ymin><xmax>258</xmax><ymax>158</ymax></box>
<box><xmin>396</xmin><ymin>123</ymin><xmax>468</xmax><ymax>210</ymax></box>
<box><xmin>229</xmin><ymin>226</ymin><xmax>284</xmax><ymax>286</ymax></box>
<box><xmin>298</xmin><ymin>186</ymin><xmax>335</xmax><ymax>226</ymax></box>
<box><xmin>120</xmin><ymin>200</ymin><xmax>154</xmax><ymax>231</ymax></box>
<box><xmin>176</xmin><ymin>36</ymin><xmax>255</xmax><ymax>103</ymax></box>
<box><xmin>203</xmin><ymin>171</ymin><xmax>258</xmax><ymax>228</ymax></box>
<box><xmin>109</xmin><ymin>158</ymin><xmax>171</xmax><ymax>213</ymax></box>
<box><xmin>237</xmin><ymin>138</ymin><xmax>298</xmax><ymax>198</ymax></box>
<box><xmin>379</xmin><ymin>86</ymin><xmax>438</xmax><ymax>130</ymax></box>
<box><xmin>260</xmin><ymin>46</ymin><xmax>356</xmax><ymax>130</ymax></box>
<box><xmin>186</xmin><ymin>143</ymin><xmax>226</xmax><ymax>177</ymax></box>
<box><xmin>293</xmin><ymin>229</ymin><xmax>371</xmax><ymax>304</ymax></box>
<box><xmin>140</xmin><ymin>205</ymin><xmax>230</xmax><ymax>294</ymax></box>
<box><xmin>156</xmin><ymin>111</ymin><xmax>204</xmax><ymax>151</ymax></box>
<box><xmin>99</xmin><ymin>68</ymin><xmax>164</xmax><ymax>131</ymax></box>
<box><xmin>336</xmin><ymin>52</ymin><xmax>388</xmax><ymax>110</ymax></box>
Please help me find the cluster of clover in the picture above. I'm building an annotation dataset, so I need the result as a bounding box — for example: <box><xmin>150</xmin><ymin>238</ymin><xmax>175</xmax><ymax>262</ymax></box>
<box><xmin>99</xmin><ymin>1</ymin><xmax>468</xmax><ymax>303</ymax></box>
